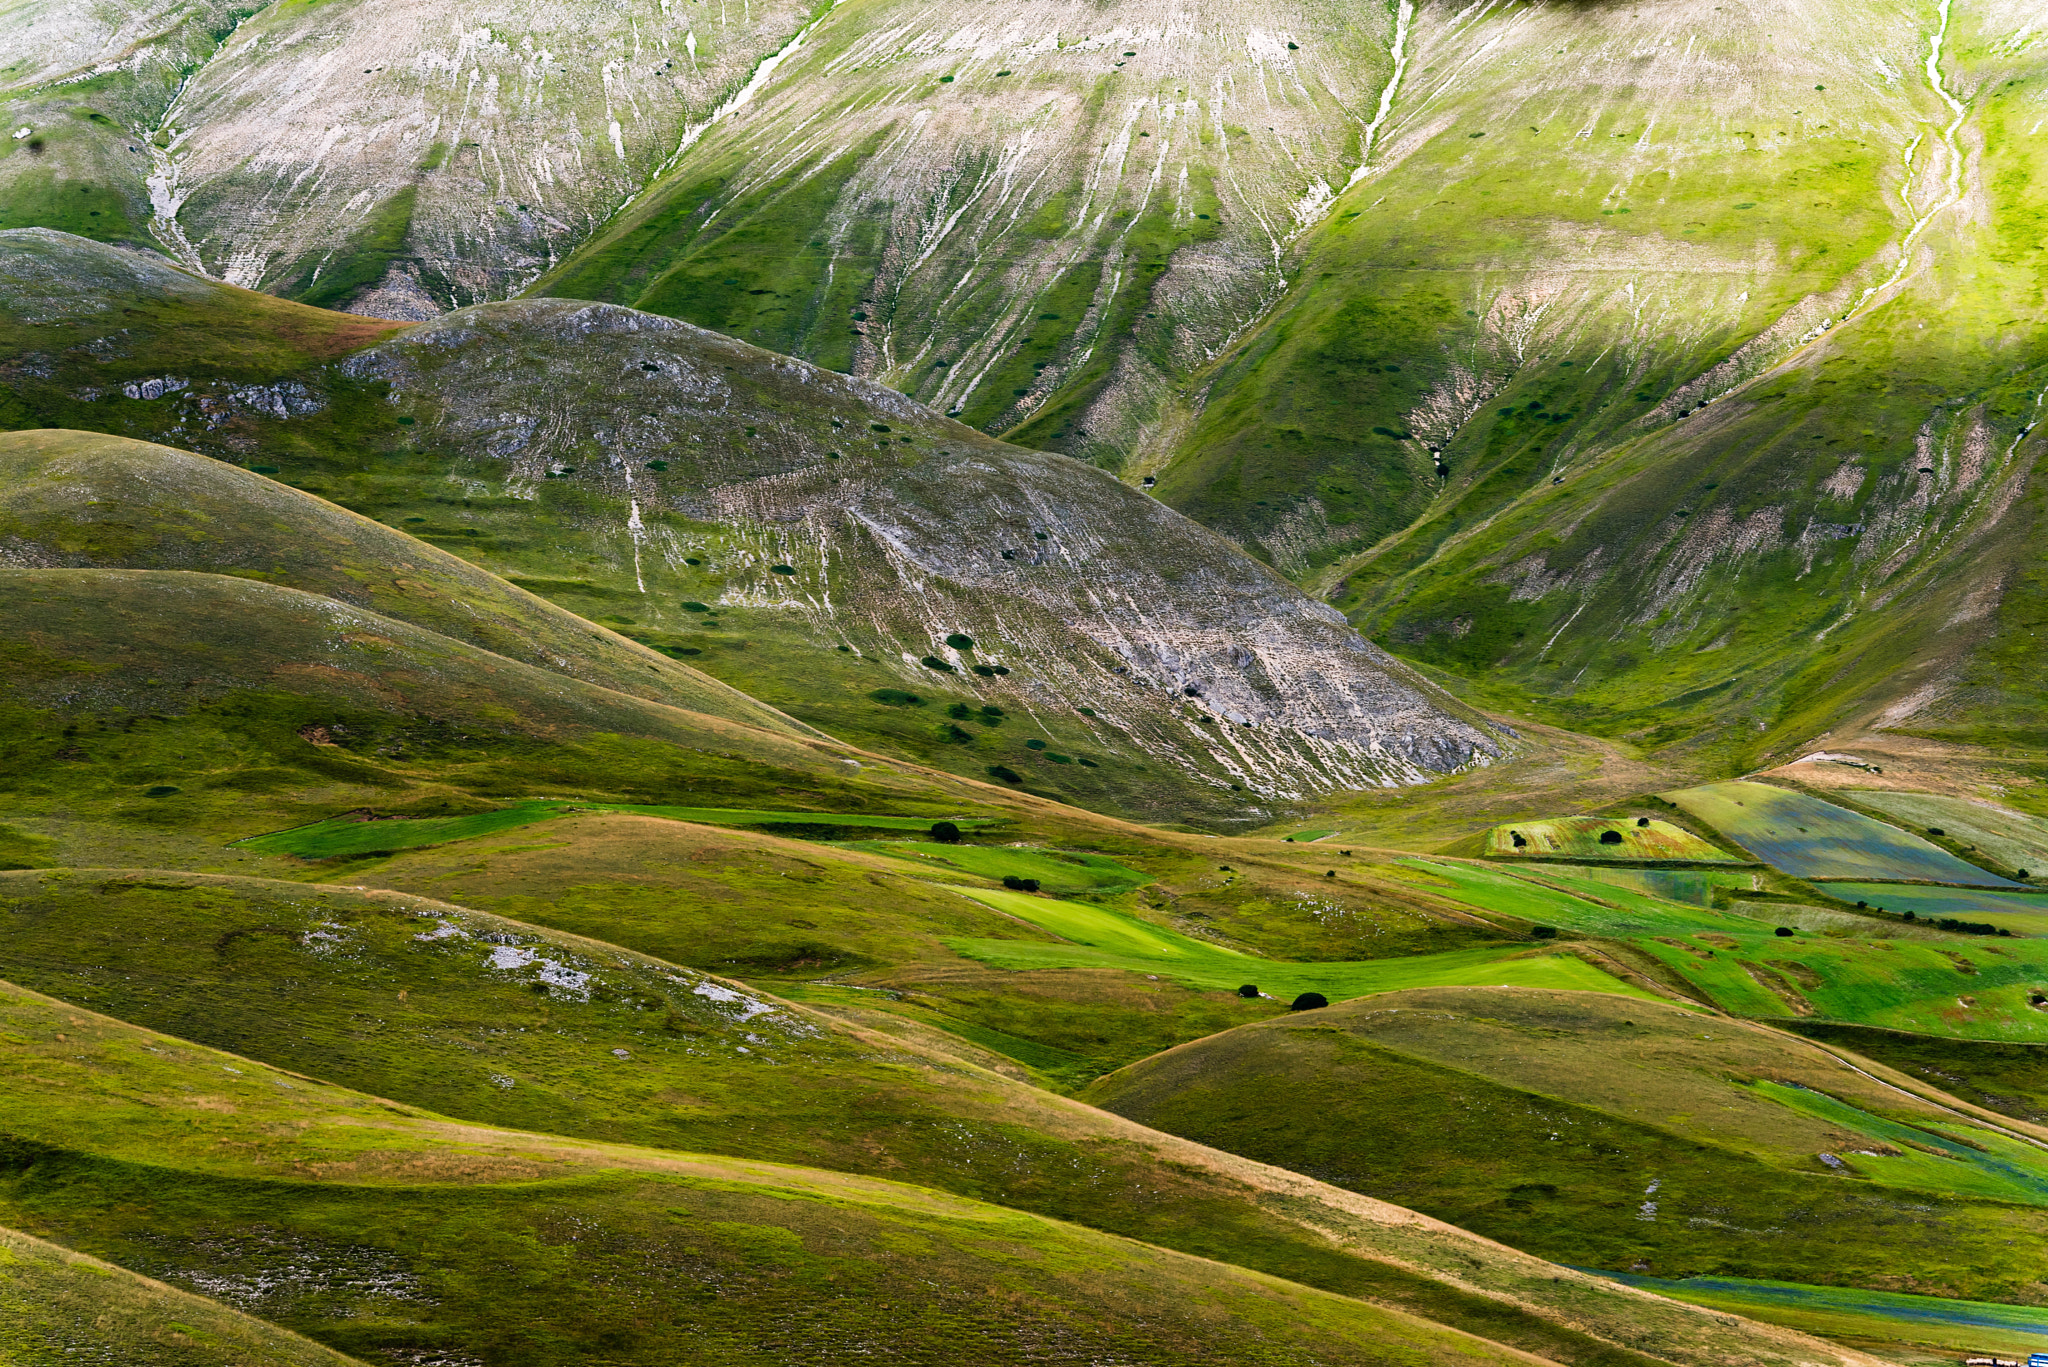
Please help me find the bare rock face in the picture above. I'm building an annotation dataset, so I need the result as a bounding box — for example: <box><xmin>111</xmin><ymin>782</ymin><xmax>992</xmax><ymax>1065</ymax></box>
<box><xmin>341</xmin><ymin>298</ymin><xmax>1508</xmax><ymax>804</ymax></box>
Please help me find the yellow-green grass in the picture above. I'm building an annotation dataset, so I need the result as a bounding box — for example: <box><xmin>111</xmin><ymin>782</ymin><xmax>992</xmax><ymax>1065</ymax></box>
<box><xmin>1482</xmin><ymin>817</ymin><xmax>1739</xmax><ymax>863</ymax></box>
<box><xmin>1663</xmin><ymin>783</ymin><xmax>2025</xmax><ymax>888</ymax></box>
<box><xmin>0</xmin><ymin>979</ymin><xmax>1568</xmax><ymax>1367</ymax></box>
<box><xmin>1754</xmin><ymin>1080</ymin><xmax>2048</xmax><ymax>1205</ymax></box>
<box><xmin>834</xmin><ymin>840</ymin><xmax>1151</xmax><ymax>892</ymax></box>
<box><xmin>1085</xmin><ymin>988</ymin><xmax>2048</xmax><ymax>1303</ymax></box>
<box><xmin>236</xmin><ymin>801</ymin><xmax>1004</xmax><ymax>860</ymax></box>
<box><xmin>0</xmin><ymin>1223</ymin><xmax>365</xmax><ymax>1367</ymax></box>
<box><xmin>1629</xmin><ymin>931</ymin><xmax>2048</xmax><ymax>1040</ymax></box>
<box><xmin>945</xmin><ymin>885</ymin><xmax>1661</xmax><ymax>1004</ymax></box>
<box><xmin>0</xmin><ymin>916</ymin><xmax>1869</xmax><ymax>1367</ymax></box>
<box><xmin>1825</xmin><ymin>883</ymin><xmax>2048</xmax><ymax>935</ymax></box>
<box><xmin>1387</xmin><ymin>858</ymin><xmax>1755</xmax><ymax>937</ymax></box>
<box><xmin>1845</xmin><ymin>793</ymin><xmax>2048</xmax><ymax>878</ymax></box>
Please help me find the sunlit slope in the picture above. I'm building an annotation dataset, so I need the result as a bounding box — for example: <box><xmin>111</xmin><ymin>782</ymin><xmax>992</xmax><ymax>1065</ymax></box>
<box><xmin>0</xmin><ymin>228</ymin><xmax>1512</xmax><ymax>826</ymax></box>
<box><xmin>0</xmin><ymin>979</ymin><xmax>1599</xmax><ymax>1367</ymax></box>
<box><xmin>1292</xmin><ymin>0</ymin><xmax>2048</xmax><ymax>773</ymax></box>
<box><xmin>0</xmin><ymin>865</ymin><xmax>1767</xmax><ymax>1367</ymax></box>
<box><xmin>0</xmin><ymin>1224</ymin><xmax>367</xmax><ymax>1367</ymax></box>
<box><xmin>538</xmin><ymin>0</ymin><xmax>1393</xmax><ymax>454</ymax></box>
<box><xmin>0</xmin><ymin>428</ymin><xmax>814</xmax><ymax>737</ymax></box>
<box><xmin>0</xmin><ymin>564</ymin><xmax>1013</xmax><ymax>872</ymax></box>
<box><xmin>1088</xmin><ymin>987</ymin><xmax>2048</xmax><ymax>1304</ymax></box>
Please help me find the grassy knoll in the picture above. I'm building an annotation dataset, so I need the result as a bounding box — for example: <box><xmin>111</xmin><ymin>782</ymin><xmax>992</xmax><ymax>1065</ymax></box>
<box><xmin>944</xmin><ymin>885</ymin><xmax>1661</xmax><ymax>1004</ymax></box>
<box><xmin>237</xmin><ymin>801</ymin><xmax>1006</xmax><ymax>860</ymax></box>
<box><xmin>1481</xmin><ymin>818</ymin><xmax>1740</xmax><ymax>863</ymax></box>
<box><xmin>1087</xmin><ymin>988</ymin><xmax>2048</xmax><ymax>1303</ymax></box>
<box><xmin>1780</xmin><ymin>1021</ymin><xmax>2048</xmax><ymax>1126</ymax></box>
<box><xmin>0</xmin><ymin>905</ymin><xmax>1859</xmax><ymax>1367</ymax></box>
<box><xmin>1627</xmin><ymin>931</ymin><xmax>2048</xmax><ymax>1039</ymax></box>
<box><xmin>1663</xmin><ymin>783</ymin><xmax>2026</xmax><ymax>888</ymax></box>
<box><xmin>1841</xmin><ymin>793</ymin><xmax>2048</xmax><ymax>879</ymax></box>
<box><xmin>0</xmin><ymin>1222</ymin><xmax>366</xmax><ymax>1367</ymax></box>
<box><xmin>0</xmin><ymin>981</ymin><xmax>1562</xmax><ymax>1367</ymax></box>
<box><xmin>0</xmin><ymin>429</ymin><xmax>807</xmax><ymax>737</ymax></box>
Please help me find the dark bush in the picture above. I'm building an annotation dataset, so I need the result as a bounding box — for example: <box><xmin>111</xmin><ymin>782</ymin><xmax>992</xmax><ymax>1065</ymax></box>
<box><xmin>145</xmin><ymin>785</ymin><xmax>180</xmax><ymax>797</ymax></box>
<box><xmin>1775</xmin><ymin>926</ymin><xmax>1795</xmax><ymax>937</ymax></box>
<box><xmin>1289</xmin><ymin>992</ymin><xmax>1329</xmax><ymax>1012</ymax></box>
<box><xmin>946</xmin><ymin>633</ymin><xmax>976</xmax><ymax>650</ymax></box>
<box><xmin>947</xmin><ymin>702</ymin><xmax>974</xmax><ymax>719</ymax></box>
<box><xmin>1598</xmin><ymin>830</ymin><xmax>1624</xmax><ymax>845</ymax></box>
<box><xmin>981</xmin><ymin>705</ymin><xmax>1005</xmax><ymax>718</ymax></box>
<box><xmin>1530</xmin><ymin>925</ymin><xmax>1557</xmax><ymax>939</ymax></box>
<box><xmin>1636</xmin><ymin>817</ymin><xmax>1650</xmax><ymax>827</ymax></box>
<box><xmin>1510</xmin><ymin>831</ymin><xmax>1527</xmax><ymax>848</ymax></box>
<box><xmin>920</xmin><ymin>656</ymin><xmax>956</xmax><ymax>673</ymax></box>
<box><xmin>1237</xmin><ymin>984</ymin><xmax>1260</xmax><ymax>999</ymax></box>
<box><xmin>943</xmin><ymin>724</ymin><xmax>973</xmax><ymax>744</ymax></box>
<box><xmin>930</xmin><ymin>821</ymin><xmax>962</xmax><ymax>843</ymax></box>
<box><xmin>986</xmin><ymin>764</ymin><xmax>1023</xmax><ymax>784</ymax></box>
<box><xmin>870</xmin><ymin>688</ymin><xmax>924</xmax><ymax>706</ymax></box>
<box><xmin>1025</xmin><ymin>739</ymin><xmax>1047</xmax><ymax>750</ymax></box>
<box><xmin>1856</xmin><ymin>901</ymin><xmax>1868</xmax><ymax>908</ymax></box>
<box><xmin>1002</xmin><ymin>875</ymin><xmax>1041</xmax><ymax>892</ymax></box>
<box><xmin>770</xmin><ymin>564</ymin><xmax>796</xmax><ymax>575</ymax></box>
<box><xmin>682</xmin><ymin>601</ymin><xmax>711</xmax><ymax>612</ymax></box>
<box><xmin>1928</xmin><ymin>827</ymin><xmax>1945</xmax><ymax>836</ymax></box>
<box><xmin>971</xmin><ymin>664</ymin><xmax>999</xmax><ymax>677</ymax></box>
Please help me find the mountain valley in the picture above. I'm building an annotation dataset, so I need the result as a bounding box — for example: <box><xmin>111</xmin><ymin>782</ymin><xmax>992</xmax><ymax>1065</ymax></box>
<box><xmin>5</xmin><ymin>0</ymin><xmax>2048</xmax><ymax>1361</ymax></box>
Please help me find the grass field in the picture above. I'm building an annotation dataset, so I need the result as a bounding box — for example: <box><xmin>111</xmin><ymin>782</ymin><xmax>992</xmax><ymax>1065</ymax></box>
<box><xmin>1754</xmin><ymin>1079</ymin><xmax>2048</xmax><ymax>1205</ymax></box>
<box><xmin>1589</xmin><ymin>1272</ymin><xmax>2048</xmax><ymax>1357</ymax></box>
<box><xmin>236</xmin><ymin>801</ymin><xmax>1005</xmax><ymax>859</ymax></box>
<box><xmin>1086</xmin><ymin>988</ymin><xmax>2048</xmax><ymax>1303</ymax></box>
<box><xmin>1482</xmin><ymin>817</ymin><xmax>1739</xmax><ymax>863</ymax></box>
<box><xmin>1629</xmin><ymin>931</ymin><xmax>2048</xmax><ymax>1040</ymax></box>
<box><xmin>836</xmin><ymin>841</ymin><xmax>1152</xmax><ymax>892</ymax></box>
<box><xmin>1662</xmin><ymin>783</ymin><xmax>2025</xmax><ymax>887</ymax></box>
<box><xmin>944</xmin><ymin>885</ymin><xmax>1664</xmax><ymax>1004</ymax></box>
<box><xmin>1824</xmin><ymin>882</ymin><xmax>2048</xmax><ymax>934</ymax></box>
<box><xmin>0</xmin><ymin>979</ymin><xmax>1557</xmax><ymax>1367</ymax></box>
<box><xmin>1846</xmin><ymin>793</ymin><xmax>2048</xmax><ymax>877</ymax></box>
<box><xmin>1389</xmin><ymin>859</ymin><xmax>1756</xmax><ymax>937</ymax></box>
<box><xmin>1780</xmin><ymin>1021</ymin><xmax>2048</xmax><ymax>1125</ymax></box>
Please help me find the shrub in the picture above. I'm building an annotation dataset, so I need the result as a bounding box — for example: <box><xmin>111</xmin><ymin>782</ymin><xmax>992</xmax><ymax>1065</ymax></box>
<box><xmin>1237</xmin><ymin>984</ymin><xmax>1260</xmax><ymax>999</ymax></box>
<box><xmin>1928</xmin><ymin>827</ymin><xmax>1946</xmax><ymax>836</ymax></box>
<box><xmin>930</xmin><ymin>821</ymin><xmax>962</xmax><ymax>843</ymax></box>
<box><xmin>947</xmin><ymin>702</ymin><xmax>974</xmax><ymax>719</ymax></box>
<box><xmin>1635</xmin><ymin>817</ymin><xmax>1650</xmax><ymax>827</ymax></box>
<box><xmin>1529</xmin><ymin>925</ymin><xmax>1557</xmax><ymax>939</ymax></box>
<box><xmin>1289</xmin><ymin>992</ymin><xmax>1328</xmax><ymax>1012</ymax></box>
<box><xmin>986</xmin><ymin>764</ymin><xmax>1023</xmax><ymax>784</ymax></box>
<box><xmin>943</xmin><ymin>724</ymin><xmax>973</xmax><ymax>744</ymax></box>
<box><xmin>870</xmin><ymin>688</ymin><xmax>924</xmax><ymax>706</ymax></box>
<box><xmin>1045</xmin><ymin>753</ymin><xmax>1072</xmax><ymax>764</ymax></box>
<box><xmin>1598</xmin><ymin>830</ymin><xmax>1624</xmax><ymax>845</ymax></box>
<box><xmin>946</xmin><ymin>633</ymin><xmax>975</xmax><ymax>650</ymax></box>
<box><xmin>980</xmin><ymin>705</ymin><xmax>1005</xmax><ymax>718</ymax></box>
<box><xmin>770</xmin><ymin>564</ymin><xmax>796</xmax><ymax>575</ymax></box>
<box><xmin>971</xmin><ymin>664</ymin><xmax>999</xmax><ymax>677</ymax></box>
<box><xmin>1002</xmin><ymin>875</ymin><xmax>1041</xmax><ymax>892</ymax></box>
<box><xmin>682</xmin><ymin>602</ymin><xmax>710</xmax><ymax>612</ymax></box>
<box><xmin>1025</xmin><ymin>739</ymin><xmax>1047</xmax><ymax>750</ymax></box>
<box><xmin>1775</xmin><ymin>926</ymin><xmax>1794</xmax><ymax>937</ymax></box>
<box><xmin>920</xmin><ymin>656</ymin><xmax>956</xmax><ymax>673</ymax></box>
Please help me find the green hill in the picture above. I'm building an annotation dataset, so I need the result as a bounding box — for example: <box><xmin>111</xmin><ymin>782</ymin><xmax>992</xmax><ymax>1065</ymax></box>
<box><xmin>1088</xmin><ymin>987</ymin><xmax>2048</xmax><ymax>1306</ymax></box>
<box><xmin>0</xmin><ymin>1222</ymin><xmax>367</xmax><ymax>1367</ymax></box>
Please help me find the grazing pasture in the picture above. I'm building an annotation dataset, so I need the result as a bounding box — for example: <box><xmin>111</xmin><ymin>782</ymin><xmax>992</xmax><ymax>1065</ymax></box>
<box><xmin>1662</xmin><ymin>782</ymin><xmax>2025</xmax><ymax>887</ymax></box>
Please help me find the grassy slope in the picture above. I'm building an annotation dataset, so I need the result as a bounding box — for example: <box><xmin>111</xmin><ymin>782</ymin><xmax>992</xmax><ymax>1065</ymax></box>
<box><xmin>0</xmin><ymin>894</ymin><xmax>1875</xmax><ymax>1367</ymax></box>
<box><xmin>0</xmin><ymin>229</ymin><xmax>1506</xmax><ymax>831</ymax></box>
<box><xmin>0</xmin><ymin>428</ymin><xmax>813</xmax><ymax>736</ymax></box>
<box><xmin>1087</xmin><ymin>987</ymin><xmax>2048</xmax><ymax>1305</ymax></box>
<box><xmin>1781</xmin><ymin>1021</ymin><xmax>2048</xmax><ymax>1127</ymax></box>
<box><xmin>0</xmin><ymin>1223</ymin><xmax>367</xmax><ymax>1367</ymax></box>
<box><xmin>0</xmin><ymin>978</ymin><xmax>1575</xmax><ymax>1367</ymax></box>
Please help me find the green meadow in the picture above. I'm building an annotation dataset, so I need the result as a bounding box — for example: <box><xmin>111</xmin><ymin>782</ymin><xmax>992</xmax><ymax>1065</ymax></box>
<box><xmin>944</xmin><ymin>885</ymin><xmax>1664</xmax><ymax>1004</ymax></box>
